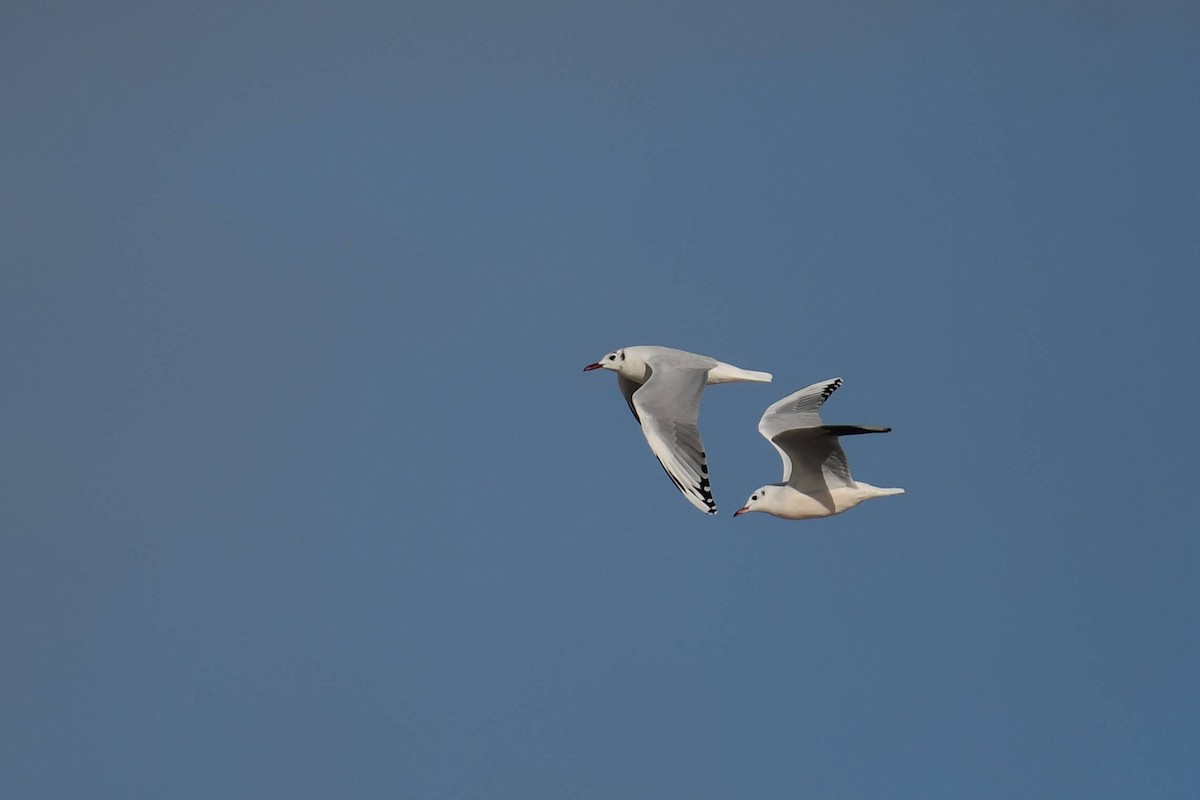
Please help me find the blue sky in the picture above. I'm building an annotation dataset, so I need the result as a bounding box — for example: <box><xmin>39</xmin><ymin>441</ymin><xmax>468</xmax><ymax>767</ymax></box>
<box><xmin>3</xmin><ymin>2</ymin><xmax>1199</xmax><ymax>797</ymax></box>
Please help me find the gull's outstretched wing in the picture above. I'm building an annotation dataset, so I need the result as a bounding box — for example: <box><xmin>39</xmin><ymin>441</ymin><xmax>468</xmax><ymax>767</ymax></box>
<box><xmin>632</xmin><ymin>359</ymin><xmax>717</xmax><ymax>514</ymax></box>
<box><xmin>771</xmin><ymin>429</ymin><xmax>855</xmax><ymax>493</ymax></box>
<box><xmin>758</xmin><ymin>378</ymin><xmax>843</xmax><ymax>485</ymax></box>
<box><xmin>758</xmin><ymin>378</ymin><xmax>890</xmax><ymax>492</ymax></box>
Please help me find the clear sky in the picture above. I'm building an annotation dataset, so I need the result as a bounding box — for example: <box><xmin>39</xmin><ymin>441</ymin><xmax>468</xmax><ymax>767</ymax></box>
<box><xmin>4</xmin><ymin>2</ymin><xmax>1199</xmax><ymax>797</ymax></box>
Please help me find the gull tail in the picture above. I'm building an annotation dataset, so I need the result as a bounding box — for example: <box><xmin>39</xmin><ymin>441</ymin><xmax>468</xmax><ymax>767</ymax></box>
<box><xmin>860</xmin><ymin>485</ymin><xmax>905</xmax><ymax>500</ymax></box>
<box><xmin>706</xmin><ymin>362</ymin><xmax>773</xmax><ymax>384</ymax></box>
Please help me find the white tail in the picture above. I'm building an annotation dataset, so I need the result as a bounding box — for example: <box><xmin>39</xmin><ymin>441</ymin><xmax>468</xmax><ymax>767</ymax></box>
<box><xmin>707</xmin><ymin>363</ymin><xmax>773</xmax><ymax>384</ymax></box>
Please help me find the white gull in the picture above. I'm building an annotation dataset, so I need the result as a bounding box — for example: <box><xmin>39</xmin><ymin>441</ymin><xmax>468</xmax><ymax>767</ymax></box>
<box><xmin>734</xmin><ymin>377</ymin><xmax>903</xmax><ymax>520</ymax></box>
<box><xmin>584</xmin><ymin>345</ymin><xmax>772</xmax><ymax>514</ymax></box>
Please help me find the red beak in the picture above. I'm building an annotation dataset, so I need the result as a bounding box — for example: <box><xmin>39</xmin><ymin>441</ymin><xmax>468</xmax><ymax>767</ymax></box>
<box><xmin>733</xmin><ymin>507</ymin><xmax>749</xmax><ymax>517</ymax></box>
<box><xmin>583</xmin><ymin>363</ymin><xmax>603</xmax><ymax>371</ymax></box>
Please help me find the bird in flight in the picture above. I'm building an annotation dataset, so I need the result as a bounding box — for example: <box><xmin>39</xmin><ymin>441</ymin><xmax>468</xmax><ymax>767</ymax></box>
<box><xmin>584</xmin><ymin>345</ymin><xmax>772</xmax><ymax>514</ymax></box>
<box><xmin>734</xmin><ymin>377</ymin><xmax>903</xmax><ymax>520</ymax></box>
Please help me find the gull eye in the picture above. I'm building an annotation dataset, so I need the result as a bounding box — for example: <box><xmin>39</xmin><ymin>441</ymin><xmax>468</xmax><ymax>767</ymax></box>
<box><xmin>752</xmin><ymin>494</ymin><xmax>758</xmax><ymax>501</ymax></box>
<box><xmin>608</xmin><ymin>355</ymin><xmax>616</xmax><ymax>361</ymax></box>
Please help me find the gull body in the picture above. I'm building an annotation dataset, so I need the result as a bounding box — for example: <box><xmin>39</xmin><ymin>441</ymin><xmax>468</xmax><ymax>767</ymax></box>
<box><xmin>584</xmin><ymin>345</ymin><xmax>772</xmax><ymax>514</ymax></box>
<box><xmin>737</xmin><ymin>481</ymin><xmax>905</xmax><ymax>520</ymax></box>
<box><xmin>734</xmin><ymin>377</ymin><xmax>903</xmax><ymax>521</ymax></box>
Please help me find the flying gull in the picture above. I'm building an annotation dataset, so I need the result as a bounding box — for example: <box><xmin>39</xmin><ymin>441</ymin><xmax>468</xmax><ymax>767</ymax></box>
<box><xmin>584</xmin><ymin>345</ymin><xmax>772</xmax><ymax>514</ymax></box>
<box><xmin>734</xmin><ymin>377</ymin><xmax>903</xmax><ymax>520</ymax></box>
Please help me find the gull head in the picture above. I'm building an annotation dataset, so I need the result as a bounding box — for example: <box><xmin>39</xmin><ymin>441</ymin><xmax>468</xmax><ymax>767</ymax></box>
<box><xmin>583</xmin><ymin>349</ymin><xmax>628</xmax><ymax>373</ymax></box>
<box><xmin>733</xmin><ymin>486</ymin><xmax>776</xmax><ymax>517</ymax></box>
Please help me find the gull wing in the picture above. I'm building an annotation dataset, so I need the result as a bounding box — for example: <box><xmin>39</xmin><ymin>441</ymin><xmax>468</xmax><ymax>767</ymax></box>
<box><xmin>631</xmin><ymin>359</ymin><xmax>717</xmax><ymax>515</ymax></box>
<box><xmin>758</xmin><ymin>377</ymin><xmax>892</xmax><ymax>492</ymax></box>
<box><xmin>770</xmin><ymin>429</ymin><xmax>856</xmax><ymax>492</ymax></box>
<box><xmin>758</xmin><ymin>378</ymin><xmax>844</xmax><ymax>484</ymax></box>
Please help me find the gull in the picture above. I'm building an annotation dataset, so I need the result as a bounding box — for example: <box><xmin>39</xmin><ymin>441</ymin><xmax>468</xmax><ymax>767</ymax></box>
<box><xmin>584</xmin><ymin>346</ymin><xmax>772</xmax><ymax>514</ymax></box>
<box><xmin>734</xmin><ymin>377</ymin><xmax>903</xmax><ymax>520</ymax></box>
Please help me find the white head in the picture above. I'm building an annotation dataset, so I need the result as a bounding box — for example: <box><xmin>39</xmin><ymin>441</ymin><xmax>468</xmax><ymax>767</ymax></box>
<box><xmin>583</xmin><ymin>348</ymin><xmax>630</xmax><ymax>374</ymax></box>
<box><xmin>733</xmin><ymin>485</ymin><xmax>781</xmax><ymax>517</ymax></box>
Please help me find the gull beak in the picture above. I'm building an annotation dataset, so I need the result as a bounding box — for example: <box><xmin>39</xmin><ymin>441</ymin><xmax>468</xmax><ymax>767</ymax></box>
<box><xmin>733</xmin><ymin>507</ymin><xmax>749</xmax><ymax>517</ymax></box>
<box><xmin>583</xmin><ymin>362</ymin><xmax>603</xmax><ymax>371</ymax></box>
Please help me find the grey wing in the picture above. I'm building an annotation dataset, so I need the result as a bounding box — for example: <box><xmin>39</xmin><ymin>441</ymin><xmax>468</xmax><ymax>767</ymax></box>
<box><xmin>757</xmin><ymin>377</ymin><xmax>843</xmax><ymax>441</ymax></box>
<box><xmin>770</xmin><ymin>429</ymin><xmax>857</xmax><ymax>492</ymax></box>
<box><xmin>758</xmin><ymin>378</ymin><xmax>844</xmax><ymax>482</ymax></box>
<box><xmin>822</xmin><ymin>442</ymin><xmax>855</xmax><ymax>487</ymax></box>
<box><xmin>632</xmin><ymin>361</ymin><xmax>717</xmax><ymax>515</ymax></box>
